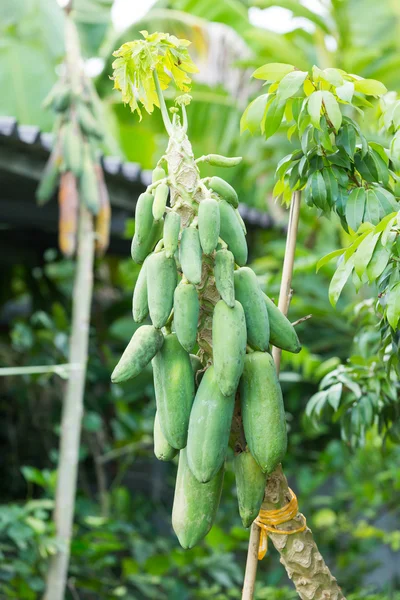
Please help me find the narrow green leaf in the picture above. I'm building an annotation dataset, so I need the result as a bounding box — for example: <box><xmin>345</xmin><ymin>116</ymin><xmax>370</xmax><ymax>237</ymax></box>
<box><xmin>322</xmin><ymin>168</ymin><xmax>338</xmax><ymax>207</ymax></box>
<box><xmin>354</xmin><ymin>78</ymin><xmax>387</xmax><ymax>96</ymax></box>
<box><xmin>354</xmin><ymin>152</ymin><xmax>378</xmax><ymax>183</ymax></box>
<box><xmin>252</xmin><ymin>62</ymin><xmax>295</xmax><ymax>81</ymax></box>
<box><xmin>354</xmin><ymin>232</ymin><xmax>380</xmax><ymax>278</ymax></box>
<box><xmin>381</xmin><ymin>215</ymin><xmax>396</xmax><ymax>246</ymax></box>
<box><xmin>336</xmin><ymin>81</ymin><xmax>354</xmax><ymax>103</ymax></box>
<box><xmin>336</xmin><ymin>124</ymin><xmax>356</xmax><ymax>158</ymax></box>
<box><xmin>370</xmin><ymin>150</ymin><xmax>389</xmax><ymax>186</ymax></box>
<box><xmin>316</xmin><ymin>248</ymin><xmax>346</xmax><ymax>272</ymax></box>
<box><xmin>264</xmin><ymin>96</ymin><xmax>285</xmax><ymax>139</ymax></box>
<box><xmin>366</xmin><ymin>239</ymin><xmax>391</xmax><ymax>282</ymax></box>
<box><xmin>364</xmin><ymin>189</ymin><xmax>381</xmax><ymax>225</ymax></box>
<box><xmin>329</xmin><ymin>256</ymin><xmax>354</xmax><ymax>306</ymax></box>
<box><xmin>322</xmin><ymin>91</ymin><xmax>342</xmax><ymax>131</ymax></box>
<box><xmin>240</xmin><ymin>94</ymin><xmax>269</xmax><ymax>134</ymax></box>
<box><xmin>276</xmin><ymin>153</ymin><xmax>293</xmax><ymax>178</ymax></box>
<box><xmin>321</xmin><ymin>68</ymin><xmax>343</xmax><ymax>87</ymax></box>
<box><xmin>307</xmin><ymin>91</ymin><xmax>323</xmax><ymax>129</ymax></box>
<box><xmin>277</xmin><ymin>70</ymin><xmax>308</xmax><ymax>102</ymax></box>
<box><xmin>310</xmin><ymin>171</ymin><xmax>327</xmax><ymax>210</ymax></box>
<box><xmin>344</xmin><ymin>230</ymin><xmax>371</xmax><ymax>261</ymax></box>
<box><xmin>374</xmin><ymin>190</ymin><xmax>398</xmax><ymax>219</ymax></box>
<box><xmin>386</xmin><ymin>282</ymin><xmax>400</xmax><ymax>329</ymax></box>
<box><xmin>369</xmin><ymin>143</ymin><xmax>389</xmax><ymax>166</ymax></box>
<box><xmin>327</xmin><ymin>382</ymin><xmax>343</xmax><ymax>411</ymax></box>
<box><xmin>345</xmin><ymin>187</ymin><xmax>366</xmax><ymax>232</ymax></box>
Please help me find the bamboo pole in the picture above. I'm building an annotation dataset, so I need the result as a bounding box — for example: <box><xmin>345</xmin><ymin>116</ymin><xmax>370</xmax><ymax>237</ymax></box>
<box><xmin>44</xmin><ymin>207</ymin><xmax>95</xmax><ymax>600</ymax></box>
<box><xmin>242</xmin><ymin>192</ymin><xmax>344</xmax><ymax>600</ymax></box>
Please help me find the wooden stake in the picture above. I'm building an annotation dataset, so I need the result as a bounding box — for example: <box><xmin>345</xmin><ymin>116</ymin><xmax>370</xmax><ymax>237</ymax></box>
<box><xmin>242</xmin><ymin>191</ymin><xmax>301</xmax><ymax>600</ymax></box>
<box><xmin>44</xmin><ymin>208</ymin><xmax>95</xmax><ymax>600</ymax></box>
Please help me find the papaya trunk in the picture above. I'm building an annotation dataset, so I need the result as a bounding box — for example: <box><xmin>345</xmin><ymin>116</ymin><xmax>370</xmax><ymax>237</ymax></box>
<box><xmin>242</xmin><ymin>192</ymin><xmax>344</xmax><ymax>600</ymax></box>
<box><xmin>44</xmin><ymin>206</ymin><xmax>95</xmax><ymax>600</ymax></box>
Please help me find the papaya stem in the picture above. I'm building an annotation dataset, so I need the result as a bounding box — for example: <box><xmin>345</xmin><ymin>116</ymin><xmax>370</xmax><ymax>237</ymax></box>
<box><xmin>153</xmin><ymin>71</ymin><xmax>173</xmax><ymax>135</ymax></box>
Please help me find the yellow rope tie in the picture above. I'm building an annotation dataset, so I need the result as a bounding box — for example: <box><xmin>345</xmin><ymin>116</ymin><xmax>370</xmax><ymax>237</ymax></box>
<box><xmin>254</xmin><ymin>488</ymin><xmax>307</xmax><ymax>560</ymax></box>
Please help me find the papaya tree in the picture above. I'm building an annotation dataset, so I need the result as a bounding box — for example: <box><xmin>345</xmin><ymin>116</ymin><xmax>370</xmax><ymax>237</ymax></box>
<box><xmin>240</xmin><ymin>62</ymin><xmax>395</xmax><ymax>597</ymax></box>
<box><xmin>110</xmin><ymin>32</ymin><xmax>346</xmax><ymax>600</ymax></box>
<box><xmin>36</xmin><ymin>4</ymin><xmax>111</xmax><ymax>599</ymax></box>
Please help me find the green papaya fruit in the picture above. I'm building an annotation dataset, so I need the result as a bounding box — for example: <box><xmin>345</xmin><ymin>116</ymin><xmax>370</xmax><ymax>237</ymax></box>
<box><xmin>186</xmin><ymin>366</ymin><xmax>235</xmax><ymax>483</ymax></box>
<box><xmin>235</xmin><ymin>208</ymin><xmax>247</xmax><ymax>234</ymax></box>
<box><xmin>36</xmin><ymin>153</ymin><xmax>60</xmax><ymax>205</ymax></box>
<box><xmin>152</xmin><ymin>165</ymin><xmax>166</xmax><ymax>183</ymax></box>
<box><xmin>219</xmin><ymin>200</ymin><xmax>248</xmax><ymax>266</ymax></box>
<box><xmin>152</xmin><ymin>183</ymin><xmax>169</xmax><ymax>221</ymax></box>
<box><xmin>132</xmin><ymin>260</ymin><xmax>148</xmax><ymax>323</ymax></box>
<box><xmin>154</xmin><ymin>411</ymin><xmax>178</xmax><ymax>461</ymax></box>
<box><xmin>147</xmin><ymin>251</ymin><xmax>177</xmax><ymax>328</ymax></box>
<box><xmin>62</xmin><ymin>122</ymin><xmax>82</xmax><ymax>177</ymax></box>
<box><xmin>174</xmin><ymin>282</ymin><xmax>199</xmax><ymax>352</ymax></box>
<box><xmin>190</xmin><ymin>353</ymin><xmax>203</xmax><ymax>378</ymax></box>
<box><xmin>131</xmin><ymin>192</ymin><xmax>163</xmax><ymax>264</ymax></box>
<box><xmin>234</xmin><ymin>268</ymin><xmax>269</xmax><ymax>351</ymax></box>
<box><xmin>234</xmin><ymin>448</ymin><xmax>266</xmax><ymax>528</ymax></box>
<box><xmin>180</xmin><ymin>226</ymin><xmax>202</xmax><ymax>285</ymax></box>
<box><xmin>214</xmin><ymin>249</ymin><xmax>235</xmax><ymax>308</ymax></box>
<box><xmin>79</xmin><ymin>145</ymin><xmax>99</xmax><ymax>215</ymax></box>
<box><xmin>262</xmin><ymin>293</ymin><xmax>301</xmax><ymax>353</ymax></box>
<box><xmin>111</xmin><ymin>325</ymin><xmax>164</xmax><ymax>383</ymax></box>
<box><xmin>209</xmin><ymin>176</ymin><xmax>239</xmax><ymax>208</ymax></box>
<box><xmin>198</xmin><ymin>198</ymin><xmax>220</xmax><ymax>254</ymax></box>
<box><xmin>163</xmin><ymin>211</ymin><xmax>181</xmax><ymax>258</ymax></box>
<box><xmin>212</xmin><ymin>300</ymin><xmax>247</xmax><ymax>397</ymax></box>
<box><xmin>240</xmin><ymin>352</ymin><xmax>287</xmax><ymax>473</ymax></box>
<box><xmin>202</xmin><ymin>154</ymin><xmax>242</xmax><ymax>168</ymax></box>
<box><xmin>152</xmin><ymin>333</ymin><xmax>194</xmax><ymax>449</ymax></box>
<box><xmin>77</xmin><ymin>103</ymin><xmax>102</xmax><ymax>138</ymax></box>
<box><xmin>172</xmin><ymin>448</ymin><xmax>224</xmax><ymax>549</ymax></box>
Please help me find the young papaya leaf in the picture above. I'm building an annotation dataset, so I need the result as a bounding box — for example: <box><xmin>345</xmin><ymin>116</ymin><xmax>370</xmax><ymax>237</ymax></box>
<box><xmin>336</xmin><ymin>81</ymin><xmax>354</xmax><ymax>103</ymax></box>
<box><xmin>310</xmin><ymin>170</ymin><xmax>327</xmax><ymax>210</ymax></box>
<box><xmin>277</xmin><ymin>70</ymin><xmax>308</xmax><ymax>102</ymax></box>
<box><xmin>386</xmin><ymin>282</ymin><xmax>400</xmax><ymax>329</ymax></box>
<box><xmin>354</xmin><ymin>232</ymin><xmax>380</xmax><ymax>278</ymax></box>
<box><xmin>329</xmin><ymin>255</ymin><xmax>355</xmax><ymax>306</ymax></box>
<box><xmin>307</xmin><ymin>90</ymin><xmax>323</xmax><ymax>129</ymax></box>
<box><xmin>264</xmin><ymin>96</ymin><xmax>286</xmax><ymax>139</ymax></box>
<box><xmin>322</xmin><ymin>91</ymin><xmax>342</xmax><ymax>131</ymax></box>
<box><xmin>353</xmin><ymin>78</ymin><xmax>387</xmax><ymax>96</ymax></box>
<box><xmin>346</xmin><ymin>187</ymin><xmax>366</xmax><ymax>232</ymax></box>
<box><xmin>240</xmin><ymin>94</ymin><xmax>269</xmax><ymax>134</ymax></box>
<box><xmin>322</xmin><ymin>168</ymin><xmax>339</xmax><ymax>207</ymax></box>
<box><xmin>252</xmin><ymin>62</ymin><xmax>295</xmax><ymax>81</ymax></box>
<box><xmin>366</xmin><ymin>239</ymin><xmax>391</xmax><ymax>282</ymax></box>
<box><xmin>336</xmin><ymin>124</ymin><xmax>356</xmax><ymax>158</ymax></box>
<box><xmin>364</xmin><ymin>189</ymin><xmax>381</xmax><ymax>225</ymax></box>
<box><xmin>316</xmin><ymin>248</ymin><xmax>346</xmax><ymax>272</ymax></box>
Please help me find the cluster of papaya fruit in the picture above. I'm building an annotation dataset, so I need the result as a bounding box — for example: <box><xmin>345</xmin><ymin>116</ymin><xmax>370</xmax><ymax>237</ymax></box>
<box><xmin>36</xmin><ymin>75</ymin><xmax>110</xmax><ymax>256</ymax></box>
<box><xmin>112</xmin><ymin>141</ymin><xmax>301</xmax><ymax>549</ymax></box>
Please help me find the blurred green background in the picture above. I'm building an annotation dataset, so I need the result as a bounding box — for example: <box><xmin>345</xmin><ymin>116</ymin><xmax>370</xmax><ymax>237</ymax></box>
<box><xmin>0</xmin><ymin>1</ymin><xmax>399</xmax><ymax>598</ymax></box>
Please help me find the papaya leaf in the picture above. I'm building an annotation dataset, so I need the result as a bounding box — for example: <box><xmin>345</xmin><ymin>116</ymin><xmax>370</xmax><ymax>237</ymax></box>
<box><xmin>252</xmin><ymin>62</ymin><xmax>294</xmax><ymax>81</ymax></box>
<box><xmin>112</xmin><ymin>31</ymin><xmax>198</xmax><ymax>118</ymax></box>
<box><xmin>345</xmin><ymin>187</ymin><xmax>366</xmax><ymax>232</ymax></box>
<box><xmin>329</xmin><ymin>256</ymin><xmax>354</xmax><ymax>306</ymax></box>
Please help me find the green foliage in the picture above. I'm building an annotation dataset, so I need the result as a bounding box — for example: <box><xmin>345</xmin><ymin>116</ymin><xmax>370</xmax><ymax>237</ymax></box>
<box><xmin>112</xmin><ymin>31</ymin><xmax>198</xmax><ymax>119</ymax></box>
